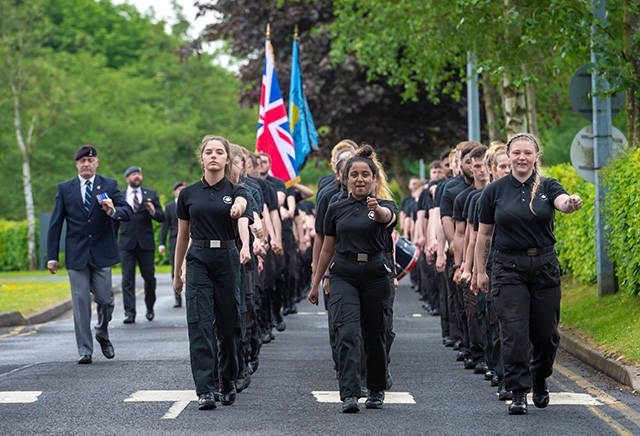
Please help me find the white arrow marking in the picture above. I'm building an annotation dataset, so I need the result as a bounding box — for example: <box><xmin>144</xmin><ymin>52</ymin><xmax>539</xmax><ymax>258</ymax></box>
<box><xmin>312</xmin><ymin>391</ymin><xmax>415</xmax><ymax>404</ymax></box>
<box><xmin>0</xmin><ymin>391</ymin><xmax>42</xmax><ymax>403</ymax></box>
<box><xmin>124</xmin><ymin>390</ymin><xmax>198</xmax><ymax>419</ymax></box>
<box><xmin>505</xmin><ymin>392</ymin><xmax>603</xmax><ymax>406</ymax></box>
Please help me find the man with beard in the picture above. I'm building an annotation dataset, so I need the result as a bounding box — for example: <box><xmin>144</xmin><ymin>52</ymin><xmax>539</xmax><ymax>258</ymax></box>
<box><xmin>118</xmin><ymin>166</ymin><xmax>165</xmax><ymax>324</ymax></box>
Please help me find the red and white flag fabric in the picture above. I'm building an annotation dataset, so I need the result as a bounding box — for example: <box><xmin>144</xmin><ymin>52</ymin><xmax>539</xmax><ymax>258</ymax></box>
<box><xmin>256</xmin><ymin>39</ymin><xmax>300</xmax><ymax>186</ymax></box>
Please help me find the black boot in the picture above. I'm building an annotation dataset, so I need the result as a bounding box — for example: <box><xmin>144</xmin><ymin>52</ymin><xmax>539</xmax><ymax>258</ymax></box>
<box><xmin>508</xmin><ymin>390</ymin><xmax>527</xmax><ymax>415</ymax></box>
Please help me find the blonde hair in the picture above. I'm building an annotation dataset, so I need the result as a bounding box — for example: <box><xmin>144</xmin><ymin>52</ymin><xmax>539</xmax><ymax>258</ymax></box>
<box><xmin>229</xmin><ymin>143</ymin><xmax>246</xmax><ymax>184</ymax></box>
<box><xmin>485</xmin><ymin>141</ymin><xmax>506</xmax><ymax>182</ymax></box>
<box><xmin>331</xmin><ymin>139</ymin><xmax>358</xmax><ymax>167</ymax></box>
<box><xmin>506</xmin><ymin>133</ymin><xmax>542</xmax><ymax>214</ymax></box>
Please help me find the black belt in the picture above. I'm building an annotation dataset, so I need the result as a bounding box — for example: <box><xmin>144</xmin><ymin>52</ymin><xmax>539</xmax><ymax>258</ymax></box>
<box><xmin>498</xmin><ymin>246</ymin><xmax>555</xmax><ymax>257</ymax></box>
<box><xmin>336</xmin><ymin>252</ymin><xmax>383</xmax><ymax>262</ymax></box>
<box><xmin>191</xmin><ymin>239</ymin><xmax>236</xmax><ymax>249</ymax></box>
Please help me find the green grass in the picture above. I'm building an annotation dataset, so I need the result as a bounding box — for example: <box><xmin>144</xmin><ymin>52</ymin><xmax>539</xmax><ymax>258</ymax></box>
<box><xmin>0</xmin><ymin>265</ymin><xmax>172</xmax><ymax>315</ymax></box>
<box><xmin>560</xmin><ymin>276</ymin><xmax>640</xmax><ymax>365</ymax></box>
<box><xmin>0</xmin><ymin>281</ymin><xmax>71</xmax><ymax>316</ymax></box>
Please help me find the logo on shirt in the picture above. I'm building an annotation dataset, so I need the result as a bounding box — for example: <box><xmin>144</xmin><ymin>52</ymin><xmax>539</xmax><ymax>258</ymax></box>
<box><xmin>539</xmin><ymin>193</ymin><xmax>548</xmax><ymax>202</ymax></box>
<box><xmin>368</xmin><ymin>211</ymin><xmax>375</xmax><ymax>220</ymax></box>
<box><xmin>223</xmin><ymin>196</ymin><xmax>233</xmax><ymax>205</ymax></box>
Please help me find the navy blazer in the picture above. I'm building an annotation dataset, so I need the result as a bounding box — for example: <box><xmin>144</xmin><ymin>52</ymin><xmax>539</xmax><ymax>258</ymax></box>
<box><xmin>47</xmin><ymin>175</ymin><xmax>132</xmax><ymax>270</ymax></box>
<box><xmin>116</xmin><ymin>187</ymin><xmax>165</xmax><ymax>251</ymax></box>
<box><xmin>159</xmin><ymin>200</ymin><xmax>178</xmax><ymax>254</ymax></box>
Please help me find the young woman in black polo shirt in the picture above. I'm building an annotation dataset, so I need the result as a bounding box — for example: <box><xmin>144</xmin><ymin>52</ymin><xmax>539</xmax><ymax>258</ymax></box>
<box><xmin>308</xmin><ymin>144</ymin><xmax>398</xmax><ymax>413</ymax></box>
<box><xmin>475</xmin><ymin>133</ymin><xmax>582</xmax><ymax>415</ymax></box>
<box><xmin>173</xmin><ymin>135</ymin><xmax>252</xmax><ymax>411</ymax></box>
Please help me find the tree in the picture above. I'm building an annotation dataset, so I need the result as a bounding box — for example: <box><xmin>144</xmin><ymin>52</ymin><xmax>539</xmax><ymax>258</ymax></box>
<box><xmin>0</xmin><ymin>0</ymin><xmax>67</xmax><ymax>269</ymax></box>
<box><xmin>193</xmin><ymin>0</ymin><xmax>468</xmax><ymax>194</ymax></box>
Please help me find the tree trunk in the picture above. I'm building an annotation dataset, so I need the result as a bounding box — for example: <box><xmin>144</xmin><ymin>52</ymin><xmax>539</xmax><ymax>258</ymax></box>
<box><xmin>521</xmin><ymin>65</ymin><xmax>539</xmax><ymax>137</ymax></box>
<box><xmin>624</xmin><ymin>0</ymin><xmax>640</xmax><ymax>148</ymax></box>
<box><xmin>481</xmin><ymin>71</ymin><xmax>502</xmax><ymax>142</ymax></box>
<box><xmin>13</xmin><ymin>96</ymin><xmax>38</xmax><ymax>270</ymax></box>
<box><xmin>502</xmin><ymin>0</ymin><xmax>527</xmax><ymax>139</ymax></box>
<box><xmin>502</xmin><ymin>71</ymin><xmax>528</xmax><ymax>139</ymax></box>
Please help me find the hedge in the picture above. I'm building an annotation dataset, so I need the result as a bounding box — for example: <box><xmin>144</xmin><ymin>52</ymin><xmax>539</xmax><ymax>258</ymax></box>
<box><xmin>0</xmin><ymin>220</ymin><xmax>34</xmax><ymax>271</ymax></box>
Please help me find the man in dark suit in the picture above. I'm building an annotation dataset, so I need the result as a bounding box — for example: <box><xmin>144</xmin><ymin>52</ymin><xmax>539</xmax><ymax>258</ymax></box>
<box><xmin>117</xmin><ymin>166</ymin><xmax>165</xmax><ymax>324</ymax></box>
<box><xmin>47</xmin><ymin>145</ymin><xmax>132</xmax><ymax>364</ymax></box>
<box><xmin>159</xmin><ymin>181</ymin><xmax>185</xmax><ymax>308</ymax></box>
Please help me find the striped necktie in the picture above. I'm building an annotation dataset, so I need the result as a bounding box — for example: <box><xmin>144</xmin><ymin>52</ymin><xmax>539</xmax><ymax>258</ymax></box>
<box><xmin>132</xmin><ymin>189</ymin><xmax>140</xmax><ymax>213</ymax></box>
<box><xmin>84</xmin><ymin>180</ymin><xmax>92</xmax><ymax>212</ymax></box>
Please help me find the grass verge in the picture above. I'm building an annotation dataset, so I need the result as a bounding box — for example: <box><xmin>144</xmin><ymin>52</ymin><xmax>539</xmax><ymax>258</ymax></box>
<box><xmin>0</xmin><ymin>281</ymin><xmax>71</xmax><ymax>316</ymax></box>
<box><xmin>560</xmin><ymin>276</ymin><xmax>640</xmax><ymax>366</ymax></box>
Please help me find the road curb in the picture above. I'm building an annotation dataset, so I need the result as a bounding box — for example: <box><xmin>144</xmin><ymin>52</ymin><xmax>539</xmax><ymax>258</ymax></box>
<box><xmin>559</xmin><ymin>329</ymin><xmax>640</xmax><ymax>392</ymax></box>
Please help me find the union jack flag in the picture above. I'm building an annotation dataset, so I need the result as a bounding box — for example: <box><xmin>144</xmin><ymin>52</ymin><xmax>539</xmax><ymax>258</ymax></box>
<box><xmin>257</xmin><ymin>39</ymin><xmax>300</xmax><ymax>186</ymax></box>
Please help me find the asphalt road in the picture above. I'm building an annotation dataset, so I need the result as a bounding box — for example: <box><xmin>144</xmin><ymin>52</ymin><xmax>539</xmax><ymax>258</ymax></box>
<box><xmin>1</xmin><ymin>274</ymin><xmax>640</xmax><ymax>435</ymax></box>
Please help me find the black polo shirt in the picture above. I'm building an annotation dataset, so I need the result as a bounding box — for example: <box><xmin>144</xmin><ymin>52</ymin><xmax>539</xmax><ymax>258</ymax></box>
<box><xmin>317</xmin><ymin>173</ymin><xmax>336</xmax><ymax>193</ymax></box>
<box><xmin>324</xmin><ymin>195</ymin><xmax>398</xmax><ymax>254</ymax></box>
<box><xmin>177</xmin><ymin>177</ymin><xmax>253</xmax><ymax>241</ymax></box>
<box><xmin>477</xmin><ymin>173</ymin><xmax>567</xmax><ymax>250</ymax></box>
<box><xmin>240</xmin><ymin>176</ymin><xmax>263</xmax><ymax>218</ymax></box>
<box><xmin>465</xmin><ymin>189</ymin><xmax>483</xmax><ymax>231</ymax></box>
<box><xmin>441</xmin><ymin>175</ymin><xmax>471</xmax><ymax>218</ymax></box>
<box><xmin>435</xmin><ymin>174</ymin><xmax>463</xmax><ymax>209</ymax></box>
<box><xmin>452</xmin><ymin>184</ymin><xmax>476</xmax><ymax>222</ymax></box>
<box><xmin>250</xmin><ymin>176</ymin><xmax>277</xmax><ymax>212</ymax></box>
<box><xmin>314</xmin><ymin>183</ymin><xmax>340</xmax><ymax>235</ymax></box>
<box><xmin>266</xmin><ymin>175</ymin><xmax>286</xmax><ymax>198</ymax></box>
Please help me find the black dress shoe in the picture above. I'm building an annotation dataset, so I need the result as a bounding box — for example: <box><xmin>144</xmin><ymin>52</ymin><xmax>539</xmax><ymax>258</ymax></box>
<box><xmin>474</xmin><ymin>360</ymin><xmax>489</xmax><ymax>374</ymax></box>
<box><xmin>95</xmin><ymin>335</ymin><xmax>115</xmax><ymax>359</ymax></box>
<box><xmin>220</xmin><ymin>380</ymin><xmax>236</xmax><ymax>406</ymax></box>
<box><xmin>456</xmin><ymin>351</ymin><xmax>467</xmax><ymax>362</ymax></box>
<box><xmin>198</xmin><ymin>393</ymin><xmax>217</xmax><ymax>410</ymax></box>
<box><xmin>145</xmin><ymin>310</ymin><xmax>154</xmax><ymax>321</ymax></box>
<box><xmin>77</xmin><ymin>355</ymin><xmax>92</xmax><ymax>364</ymax></box>
<box><xmin>485</xmin><ymin>370</ymin><xmax>496</xmax><ymax>381</ymax></box>
<box><xmin>508</xmin><ymin>390</ymin><xmax>528</xmax><ymax>414</ymax></box>
<box><xmin>532</xmin><ymin>375</ymin><xmax>550</xmax><ymax>408</ymax></box>
<box><xmin>288</xmin><ymin>304</ymin><xmax>297</xmax><ymax>314</ymax></box>
<box><xmin>464</xmin><ymin>358</ymin><xmax>476</xmax><ymax>370</ymax></box>
<box><xmin>123</xmin><ymin>315</ymin><xmax>135</xmax><ymax>324</ymax></box>
<box><xmin>173</xmin><ymin>301</ymin><xmax>182</xmax><ymax>308</ymax></box>
<box><xmin>453</xmin><ymin>340</ymin><xmax>462</xmax><ymax>350</ymax></box>
<box><xmin>342</xmin><ymin>396</ymin><xmax>359</xmax><ymax>413</ymax></box>
<box><xmin>365</xmin><ymin>391</ymin><xmax>384</xmax><ymax>409</ymax></box>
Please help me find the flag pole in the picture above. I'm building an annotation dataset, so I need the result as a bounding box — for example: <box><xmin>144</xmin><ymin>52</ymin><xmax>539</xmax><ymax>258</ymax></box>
<box><xmin>294</xmin><ymin>24</ymin><xmax>298</xmax><ymax>41</ymax></box>
<box><xmin>266</xmin><ymin>23</ymin><xmax>270</xmax><ymax>40</ymax></box>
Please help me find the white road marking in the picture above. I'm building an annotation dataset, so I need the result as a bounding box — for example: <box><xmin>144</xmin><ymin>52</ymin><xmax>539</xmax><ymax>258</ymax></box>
<box><xmin>296</xmin><ymin>311</ymin><xmax>327</xmax><ymax>315</ymax></box>
<box><xmin>312</xmin><ymin>391</ymin><xmax>415</xmax><ymax>404</ymax></box>
<box><xmin>0</xmin><ymin>391</ymin><xmax>42</xmax><ymax>403</ymax></box>
<box><xmin>124</xmin><ymin>390</ymin><xmax>197</xmax><ymax>419</ymax></box>
<box><xmin>504</xmin><ymin>392</ymin><xmax>603</xmax><ymax>406</ymax></box>
<box><xmin>412</xmin><ymin>313</ymin><xmax>422</xmax><ymax>318</ymax></box>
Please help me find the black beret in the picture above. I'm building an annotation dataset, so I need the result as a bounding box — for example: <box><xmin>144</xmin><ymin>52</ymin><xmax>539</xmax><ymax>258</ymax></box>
<box><xmin>74</xmin><ymin>145</ymin><xmax>97</xmax><ymax>160</ymax></box>
<box><xmin>124</xmin><ymin>166</ymin><xmax>141</xmax><ymax>178</ymax></box>
<box><xmin>172</xmin><ymin>181</ymin><xmax>186</xmax><ymax>191</ymax></box>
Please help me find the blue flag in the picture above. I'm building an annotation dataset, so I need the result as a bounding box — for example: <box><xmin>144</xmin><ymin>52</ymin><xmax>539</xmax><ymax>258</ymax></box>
<box><xmin>289</xmin><ymin>39</ymin><xmax>318</xmax><ymax>170</ymax></box>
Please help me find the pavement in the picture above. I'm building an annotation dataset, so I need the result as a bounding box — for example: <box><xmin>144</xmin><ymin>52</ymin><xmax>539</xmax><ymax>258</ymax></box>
<box><xmin>1</xmin><ymin>278</ymin><xmax>639</xmax><ymax>394</ymax></box>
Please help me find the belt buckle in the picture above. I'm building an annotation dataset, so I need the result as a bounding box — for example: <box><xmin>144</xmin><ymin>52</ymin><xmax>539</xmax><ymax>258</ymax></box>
<box><xmin>357</xmin><ymin>253</ymin><xmax>368</xmax><ymax>262</ymax></box>
<box><xmin>527</xmin><ymin>248</ymin><xmax>538</xmax><ymax>256</ymax></box>
<box><xmin>209</xmin><ymin>240</ymin><xmax>221</xmax><ymax>248</ymax></box>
